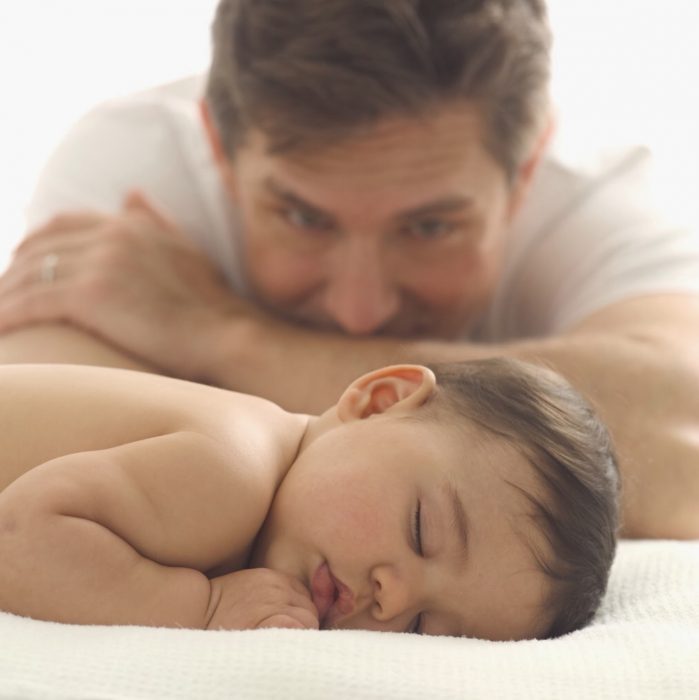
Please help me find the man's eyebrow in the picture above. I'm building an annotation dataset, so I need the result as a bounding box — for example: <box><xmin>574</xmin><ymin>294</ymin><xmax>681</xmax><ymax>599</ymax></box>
<box><xmin>395</xmin><ymin>197</ymin><xmax>474</xmax><ymax>221</ymax></box>
<box><xmin>263</xmin><ymin>177</ymin><xmax>333</xmax><ymax>218</ymax></box>
<box><xmin>264</xmin><ymin>177</ymin><xmax>472</xmax><ymax>222</ymax></box>
<box><xmin>445</xmin><ymin>479</ymin><xmax>470</xmax><ymax>566</ymax></box>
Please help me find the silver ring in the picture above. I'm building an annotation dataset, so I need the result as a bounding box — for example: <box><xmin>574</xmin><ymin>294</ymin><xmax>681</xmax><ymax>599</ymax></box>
<box><xmin>40</xmin><ymin>253</ymin><xmax>59</xmax><ymax>284</ymax></box>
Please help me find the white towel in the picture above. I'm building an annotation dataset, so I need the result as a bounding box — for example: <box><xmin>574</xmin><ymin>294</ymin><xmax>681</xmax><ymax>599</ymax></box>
<box><xmin>1</xmin><ymin>540</ymin><xmax>698</xmax><ymax>700</ymax></box>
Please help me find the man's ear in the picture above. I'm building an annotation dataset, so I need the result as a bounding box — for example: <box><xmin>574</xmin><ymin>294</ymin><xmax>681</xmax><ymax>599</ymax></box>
<box><xmin>506</xmin><ymin>108</ymin><xmax>557</xmax><ymax>221</ymax></box>
<box><xmin>199</xmin><ymin>99</ymin><xmax>239</xmax><ymax>199</ymax></box>
<box><xmin>199</xmin><ymin>99</ymin><xmax>227</xmax><ymax>163</ymax></box>
<box><xmin>336</xmin><ymin>365</ymin><xmax>437</xmax><ymax>422</ymax></box>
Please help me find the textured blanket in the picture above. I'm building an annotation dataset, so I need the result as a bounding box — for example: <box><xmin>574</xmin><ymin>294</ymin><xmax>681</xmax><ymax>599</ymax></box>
<box><xmin>1</xmin><ymin>540</ymin><xmax>697</xmax><ymax>700</ymax></box>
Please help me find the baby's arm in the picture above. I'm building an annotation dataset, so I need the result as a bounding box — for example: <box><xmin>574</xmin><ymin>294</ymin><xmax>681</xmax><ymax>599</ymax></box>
<box><xmin>0</xmin><ymin>431</ymin><xmax>282</xmax><ymax>627</ymax></box>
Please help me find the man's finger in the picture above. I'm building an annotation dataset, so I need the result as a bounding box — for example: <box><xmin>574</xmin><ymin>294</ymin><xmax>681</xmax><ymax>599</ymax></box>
<box><xmin>11</xmin><ymin>230</ymin><xmax>100</xmax><ymax>268</ymax></box>
<box><xmin>123</xmin><ymin>190</ymin><xmax>178</xmax><ymax>234</ymax></box>
<box><xmin>0</xmin><ymin>282</ymin><xmax>75</xmax><ymax>334</ymax></box>
<box><xmin>17</xmin><ymin>212</ymin><xmax>106</xmax><ymax>252</ymax></box>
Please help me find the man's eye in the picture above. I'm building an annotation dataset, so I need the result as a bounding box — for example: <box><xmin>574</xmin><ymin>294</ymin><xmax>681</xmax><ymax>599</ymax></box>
<box><xmin>404</xmin><ymin>220</ymin><xmax>453</xmax><ymax>240</ymax></box>
<box><xmin>413</xmin><ymin>500</ymin><xmax>423</xmax><ymax>555</ymax></box>
<box><xmin>283</xmin><ymin>207</ymin><xmax>330</xmax><ymax>231</ymax></box>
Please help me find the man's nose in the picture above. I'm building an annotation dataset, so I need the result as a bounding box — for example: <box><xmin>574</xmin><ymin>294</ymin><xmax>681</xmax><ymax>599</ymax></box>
<box><xmin>322</xmin><ymin>241</ymin><xmax>400</xmax><ymax>335</ymax></box>
<box><xmin>370</xmin><ymin>563</ymin><xmax>419</xmax><ymax>626</ymax></box>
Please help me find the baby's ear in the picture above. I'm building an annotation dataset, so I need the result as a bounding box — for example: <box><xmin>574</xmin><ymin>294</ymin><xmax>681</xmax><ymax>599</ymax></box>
<box><xmin>336</xmin><ymin>365</ymin><xmax>437</xmax><ymax>422</ymax></box>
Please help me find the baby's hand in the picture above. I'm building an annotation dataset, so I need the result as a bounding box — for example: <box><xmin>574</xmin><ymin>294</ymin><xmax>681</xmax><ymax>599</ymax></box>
<box><xmin>206</xmin><ymin>568</ymin><xmax>320</xmax><ymax>631</ymax></box>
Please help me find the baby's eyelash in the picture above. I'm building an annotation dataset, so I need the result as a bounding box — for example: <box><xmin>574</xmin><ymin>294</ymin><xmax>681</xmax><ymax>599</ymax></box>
<box><xmin>411</xmin><ymin>612</ymin><xmax>423</xmax><ymax>635</ymax></box>
<box><xmin>413</xmin><ymin>500</ymin><xmax>423</xmax><ymax>555</ymax></box>
<box><xmin>410</xmin><ymin>501</ymin><xmax>424</xmax><ymax>635</ymax></box>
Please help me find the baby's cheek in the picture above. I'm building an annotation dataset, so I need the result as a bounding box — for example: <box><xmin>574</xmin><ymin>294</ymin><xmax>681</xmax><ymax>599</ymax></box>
<box><xmin>326</xmin><ymin>485</ymin><xmax>387</xmax><ymax>548</ymax></box>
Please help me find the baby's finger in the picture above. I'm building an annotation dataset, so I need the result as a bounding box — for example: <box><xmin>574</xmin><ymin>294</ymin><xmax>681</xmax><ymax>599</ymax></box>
<box><xmin>280</xmin><ymin>578</ymin><xmax>322</xmax><ymax>620</ymax></box>
<box><xmin>295</xmin><ymin>604</ymin><xmax>320</xmax><ymax>630</ymax></box>
<box><xmin>278</xmin><ymin>572</ymin><xmax>314</xmax><ymax>600</ymax></box>
<box><xmin>259</xmin><ymin>606</ymin><xmax>319</xmax><ymax>630</ymax></box>
<box><xmin>257</xmin><ymin>614</ymin><xmax>305</xmax><ymax>630</ymax></box>
<box><xmin>285</xmin><ymin>592</ymin><xmax>321</xmax><ymax>625</ymax></box>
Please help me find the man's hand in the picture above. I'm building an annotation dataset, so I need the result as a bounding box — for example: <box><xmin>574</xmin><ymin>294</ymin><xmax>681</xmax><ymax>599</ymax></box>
<box><xmin>207</xmin><ymin>568</ymin><xmax>320</xmax><ymax>631</ymax></box>
<box><xmin>0</xmin><ymin>191</ymin><xmax>248</xmax><ymax>380</ymax></box>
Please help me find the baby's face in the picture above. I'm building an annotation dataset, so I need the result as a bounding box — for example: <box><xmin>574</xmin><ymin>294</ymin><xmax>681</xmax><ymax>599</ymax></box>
<box><xmin>250</xmin><ymin>413</ymin><xmax>552</xmax><ymax>640</ymax></box>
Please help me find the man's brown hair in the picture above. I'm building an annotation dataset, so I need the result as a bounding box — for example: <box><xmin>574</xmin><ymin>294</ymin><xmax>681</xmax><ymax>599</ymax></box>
<box><xmin>426</xmin><ymin>358</ymin><xmax>620</xmax><ymax>639</ymax></box>
<box><xmin>205</xmin><ymin>0</ymin><xmax>552</xmax><ymax>179</ymax></box>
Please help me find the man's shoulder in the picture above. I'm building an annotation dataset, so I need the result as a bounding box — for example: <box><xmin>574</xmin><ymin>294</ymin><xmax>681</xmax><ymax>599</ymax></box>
<box><xmin>528</xmin><ymin>139</ymin><xmax>654</xmax><ymax>223</ymax></box>
<box><xmin>68</xmin><ymin>74</ymin><xmax>206</xmax><ymax>151</ymax></box>
<box><xmin>479</xmin><ymin>136</ymin><xmax>699</xmax><ymax>342</ymax></box>
<box><xmin>508</xmin><ymin>137</ymin><xmax>661</xmax><ymax>257</ymax></box>
<box><xmin>26</xmin><ymin>74</ymin><xmax>217</xmax><ymax>230</ymax></box>
<box><xmin>125</xmin><ymin>74</ymin><xmax>207</xmax><ymax>102</ymax></box>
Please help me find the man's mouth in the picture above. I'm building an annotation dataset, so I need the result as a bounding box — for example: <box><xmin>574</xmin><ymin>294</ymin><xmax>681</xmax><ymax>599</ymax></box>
<box><xmin>311</xmin><ymin>561</ymin><xmax>354</xmax><ymax>628</ymax></box>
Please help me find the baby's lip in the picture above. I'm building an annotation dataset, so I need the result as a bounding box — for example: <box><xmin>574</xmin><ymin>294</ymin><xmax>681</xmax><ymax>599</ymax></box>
<box><xmin>311</xmin><ymin>561</ymin><xmax>355</xmax><ymax>628</ymax></box>
<box><xmin>329</xmin><ymin>568</ymin><xmax>354</xmax><ymax>614</ymax></box>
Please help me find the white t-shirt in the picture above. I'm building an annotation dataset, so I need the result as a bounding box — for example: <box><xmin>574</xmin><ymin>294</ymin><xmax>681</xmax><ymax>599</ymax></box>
<box><xmin>25</xmin><ymin>74</ymin><xmax>699</xmax><ymax>342</ymax></box>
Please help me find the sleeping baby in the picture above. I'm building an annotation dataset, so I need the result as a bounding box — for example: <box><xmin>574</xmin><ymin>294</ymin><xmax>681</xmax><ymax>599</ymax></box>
<box><xmin>0</xmin><ymin>357</ymin><xmax>619</xmax><ymax>640</ymax></box>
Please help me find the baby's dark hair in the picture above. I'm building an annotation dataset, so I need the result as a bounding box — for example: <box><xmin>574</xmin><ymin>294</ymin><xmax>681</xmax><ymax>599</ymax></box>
<box><xmin>424</xmin><ymin>358</ymin><xmax>620</xmax><ymax>638</ymax></box>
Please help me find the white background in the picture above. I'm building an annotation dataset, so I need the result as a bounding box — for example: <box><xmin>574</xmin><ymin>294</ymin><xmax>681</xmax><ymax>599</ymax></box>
<box><xmin>1</xmin><ymin>0</ymin><xmax>698</xmax><ymax>270</ymax></box>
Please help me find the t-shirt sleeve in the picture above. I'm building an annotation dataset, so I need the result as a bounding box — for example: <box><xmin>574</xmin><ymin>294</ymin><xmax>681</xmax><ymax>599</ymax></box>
<box><xmin>25</xmin><ymin>100</ymin><xmax>176</xmax><ymax>230</ymax></box>
<box><xmin>482</xmin><ymin>146</ymin><xmax>699</xmax><ymax>340</ymax></box>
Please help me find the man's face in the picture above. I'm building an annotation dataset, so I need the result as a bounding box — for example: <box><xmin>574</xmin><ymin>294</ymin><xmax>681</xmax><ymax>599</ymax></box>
<box><xmin>249</xmin><ymin>409</ymin><xmax>552</xmax><ymax>640</ymax></box>
<box><xmin>218</xmin><ymin>106</ymin><xmax>525</xmax><ymax>338</ymax></box>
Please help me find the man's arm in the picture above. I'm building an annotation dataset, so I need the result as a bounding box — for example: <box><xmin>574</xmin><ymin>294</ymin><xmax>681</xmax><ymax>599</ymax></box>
<box><xmin>0</xmin><ymin>195</ymin><xmax>244</xmax><ymax>377</ymax></box>
<box><xmin>210</xmin><ymin>293</ymin><xmax>699</xmax><ymax>540</ymax></box>
<box><xmin>0</xmin><ymin>431</ymin><xmax>273</xmax><ymax>626</ymax></box>
<box><xmin>0</xmin><ymin>322</ymin><xmax>159</xmax><ymax>371</ymax></box>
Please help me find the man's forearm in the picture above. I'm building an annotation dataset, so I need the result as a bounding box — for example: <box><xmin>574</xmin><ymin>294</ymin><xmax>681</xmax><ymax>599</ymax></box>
<box><xmin>211</xmin><ymin>298</ymin><xmax>699</xmax><ymax>540</ymax></box>
<box><xmin>506</xmin><ymin>331</ymin><xmax>699</xmax><ymax>540</ymax></box>
<box><xmin>0</xmin><ymin>322</ymin><xmax>159</xmax><ymax>372</ymax></box>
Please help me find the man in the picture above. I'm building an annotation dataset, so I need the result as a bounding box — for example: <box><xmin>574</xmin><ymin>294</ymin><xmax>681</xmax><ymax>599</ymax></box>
<box><xmin>1</xmin><ymin>0</ymin><xmax>698</xmax><ymax>538</ymax></box>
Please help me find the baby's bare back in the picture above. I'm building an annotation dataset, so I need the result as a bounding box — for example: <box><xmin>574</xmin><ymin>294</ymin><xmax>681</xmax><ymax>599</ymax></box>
<box><xmin>0</xmin><ymin>364</ymin><xmax>292</xmax><ymax>576</ymax></box>
<box><xmin>0</xmin><ymin>364</ymin><xmax>266</xmax><ymax>489</ymax></box>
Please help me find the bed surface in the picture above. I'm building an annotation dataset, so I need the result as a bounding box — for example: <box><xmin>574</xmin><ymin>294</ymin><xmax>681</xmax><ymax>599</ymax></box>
<box><xmin>1</xmin><ymin>539</ymin><xmax>697</xmax><ymax>700</ymax></box>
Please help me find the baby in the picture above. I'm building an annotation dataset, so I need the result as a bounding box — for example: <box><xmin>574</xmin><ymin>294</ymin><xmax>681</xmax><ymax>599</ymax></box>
<box><xmin>0</xmin><ymin>357</ymin><xmax>619</xmax><ymax>640</ymax></box>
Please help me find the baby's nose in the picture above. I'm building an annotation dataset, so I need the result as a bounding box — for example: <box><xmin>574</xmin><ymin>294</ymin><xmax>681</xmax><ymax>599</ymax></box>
<box><xmin>370</xmin><ymin>564</ymin><xmax>419</xmax><ymax>625</ymax></box>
